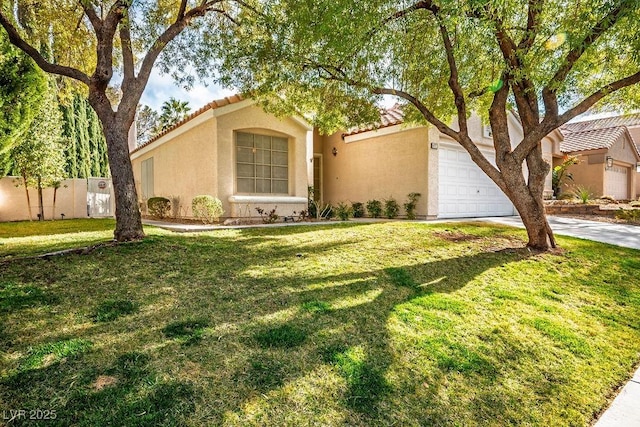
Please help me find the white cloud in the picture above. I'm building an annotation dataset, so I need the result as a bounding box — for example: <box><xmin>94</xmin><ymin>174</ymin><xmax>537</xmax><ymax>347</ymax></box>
<box><xmin>140</xmin><ymin>68</ymin><xmax>236</xmax><ymax>112</ymax></box>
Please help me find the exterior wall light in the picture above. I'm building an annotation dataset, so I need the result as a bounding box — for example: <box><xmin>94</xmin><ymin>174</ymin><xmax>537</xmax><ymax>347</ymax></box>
<box><xmin>332</xmin><ymin>147</ymin><xmax>338</xmax><ymax>156</ymax></box>
<box><xmin>605</xmin><ymin>156</ymin><xmax>613</xmax><ymax>170</ymax></box>
<box><xmin>637</xmin><ymin>162</ymin><xmax>640</xmax><ymax>173</ymax></box>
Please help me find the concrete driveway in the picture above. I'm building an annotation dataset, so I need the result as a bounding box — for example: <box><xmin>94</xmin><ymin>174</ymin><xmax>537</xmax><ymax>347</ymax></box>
<box><xmin>478</xmin><ymin>215</ymin><xmax>640</xmax><ymax>250</ymax></box>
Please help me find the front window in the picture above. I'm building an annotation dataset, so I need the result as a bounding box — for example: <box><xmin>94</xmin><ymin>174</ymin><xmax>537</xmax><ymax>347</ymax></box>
<box><xmin>236</xmin><ymin>132</ymin><xmax>289</xmax><ymax>194</ymax></box>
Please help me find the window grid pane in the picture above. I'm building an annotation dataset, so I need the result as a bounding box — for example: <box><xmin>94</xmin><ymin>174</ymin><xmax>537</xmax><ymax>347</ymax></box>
<box><xmin>236</xmin><ymin>132</ymin><xmax>288</xmax><ymax>194</ymax></box>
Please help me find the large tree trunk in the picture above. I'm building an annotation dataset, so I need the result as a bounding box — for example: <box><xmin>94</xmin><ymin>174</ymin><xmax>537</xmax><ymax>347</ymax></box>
<box><xmin>503</xmin><ymin>146</ymin><xmax>556</xmax><ymax>251</ymax></box>
<box><xmin>91</xmin><ymin>98</ymin><xmax>144</xmax><ymax>241</ymax></box>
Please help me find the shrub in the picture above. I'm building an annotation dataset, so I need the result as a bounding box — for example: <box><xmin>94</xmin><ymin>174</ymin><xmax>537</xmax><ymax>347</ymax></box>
<box><xmin>335</xmin><ymin>202</ymin><xmax>353</xmax><ymax>221</ymax></box>
<box><xmin>351</xmin><ymin>202</ymin><xmax>364</xmax><ymax>218</ymax></box>
<box><xmin>147</xmin><ymin>197</ymin><xmax>171</xmax><ymax>219</ymax></box>
<box><xmin>192</xmin><ymin>195</ymin><xmax>224</xmax><ymax>223</ymax></box>
<box><xmin>403</xmin><ymin>192</ymin><xmax>422</xmax><ymax>220</ymax></box>
<box><xmin>366</xmin><ymin>200</ymin><xmax>382</xmax><ymax>218</ymax></box>
<box><xmin>573</xmin><ymin>186</ymin><xmax>592</xmax><ymax>204</ymax></box>
<box><xmin>615</xmin><ymin>209</ymin><xmax>640</xmax><ymax>223</ymax></box>
<box><xmin>256</xmin><ymin>206</ymin><xmax>279</xmax><ymax>223</ymax></box>
<box><xmin>600</xmin><ymin>195</ymin><xmax>616</xmax><ymax>203</ymax></box>
<box><xmin>321</xmin><ymin>203</ymin><xmax>335</xmax><ymax>219</ymax></box>
<box><xmin>630</xmin><ymin>200</ymin><xmax>640</xmax><ymax>208</ymax></box>
<box><xmin>384</xmin><ymin>197</ymin><xmax>400</xmax><ymax>219</ymax></box>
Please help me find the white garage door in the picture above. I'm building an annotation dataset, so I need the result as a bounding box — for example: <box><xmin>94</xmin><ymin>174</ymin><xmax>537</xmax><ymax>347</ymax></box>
<box><xmin>438</xmin><ymin>145</ymin><xmax>514</xmax><ymax>218</ymax></box>
<box><xmin>605</xmin><ymin>166</ymin><xmax>628</xmax><ymax>200</ymax></box>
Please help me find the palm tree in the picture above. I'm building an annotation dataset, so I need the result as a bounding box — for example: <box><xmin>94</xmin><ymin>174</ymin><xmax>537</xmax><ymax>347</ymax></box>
<box><xmin>159</xmin><ymin>98</ymin><xmax>191</xmax><ymax>130</ymax></box>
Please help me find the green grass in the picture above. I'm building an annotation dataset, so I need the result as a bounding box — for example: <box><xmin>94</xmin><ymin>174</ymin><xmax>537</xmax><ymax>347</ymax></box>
<box><xmin>0</xmin><ymin>218</ymin><xmax>115</xmax><ymax>259</ymax></box>
<box><xmin>1</xmin><ymin>219</ymin><xmax>640</xmax><ymax>426</ymax></box>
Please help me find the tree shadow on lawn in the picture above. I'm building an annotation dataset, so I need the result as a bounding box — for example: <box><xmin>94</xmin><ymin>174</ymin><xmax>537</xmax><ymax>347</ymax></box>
<box><xmin>0</xmin><ymin>227</ymin><xmax>538</xmax><ymax>425</ymax></box>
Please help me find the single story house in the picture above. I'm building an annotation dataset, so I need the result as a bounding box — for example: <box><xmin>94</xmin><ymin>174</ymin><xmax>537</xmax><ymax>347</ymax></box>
<box><xmin>131</xmin><ymin>95</ymin><xmax>566</xmax><ymax>220</ymax></box>
<box><xmin>555</xmin><ymin>114</ymin><xmax>640</xmax><ymax>200</ymax></box>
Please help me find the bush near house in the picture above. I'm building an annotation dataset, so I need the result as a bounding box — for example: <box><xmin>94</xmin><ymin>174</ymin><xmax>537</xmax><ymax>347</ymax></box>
<box><xmin>147</xmin><ymin>197</ymin><xmax>171</xmax><ymax>219</ymax></box>
<box><xmin>384</xmin><ymin>198</ymin><xmax>400</xmax><ymax>219</ymax></box>
<box><xmin>403</xmin><ymin>193</ymin><xmax>421</xmax><ymax>220</ymax></box>
<box><xmin>191</xmin><ymin>195</ymin><xmax>224</xmax><ymax>224</ymax></box>
<box><xmin>351</xmin><ymin>202</ymin><xmax>364</xmax><ymax>218</ymax></box>
<box><xmin>335</xmin><ymin>202</ymin><xmax>353</xmax><ymax>221</ymax></box>
<box><xmin>366</xmin><ymin>200</ymin><xmax>382</xmax><ymax>218</ymax></box>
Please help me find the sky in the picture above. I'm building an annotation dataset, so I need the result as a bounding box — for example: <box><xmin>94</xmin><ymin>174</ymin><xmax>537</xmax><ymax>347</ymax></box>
<box><xmin>138</xmin><ymin>67</ymin><xmax>630</xmax><ymax>123</ymax></box>
<box><xmin>139</xmin><ymin>67</ymin><xmax>236</xmax><ymax>112</ymax></box>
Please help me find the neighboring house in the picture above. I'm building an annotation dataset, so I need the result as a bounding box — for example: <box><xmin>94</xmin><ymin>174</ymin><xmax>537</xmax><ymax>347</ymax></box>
<box><xmin>130</xmin><ymin>95</ymin><xmax>312</xmax><ymax>218</ymax></box>
<box><xmin>131</xmin><ymin>95</ymin><xmax>559</xmax><ymax>221</ymax></box>
<box><xmin>555</xmin><ymin>114</ymin><xmax>640</xmax><ymax>200</ymax></box>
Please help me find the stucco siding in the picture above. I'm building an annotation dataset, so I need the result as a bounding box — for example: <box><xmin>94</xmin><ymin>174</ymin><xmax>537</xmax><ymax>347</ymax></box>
<box><xmin>215</xmin><ymin>105</ymin><xmax>310</xmax><ymax>217</ymax></box>
<box><xmin>322</xmin><ymin>127</ymin><xmax>430</xmax><ymax>218</ymax></box>
<box><xmin>132</xmin><ymin>118</ymin><xmax>217</xmax><ymax>217</ymax></box>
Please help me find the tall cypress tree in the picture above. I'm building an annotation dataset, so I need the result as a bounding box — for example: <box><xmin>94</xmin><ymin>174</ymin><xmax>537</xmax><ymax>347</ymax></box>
<box><xmin>60</xmin><ymin>101</ymin><xmax>78</xmax><ymax>178</ymax></box>
<box><xmin>74</xmin><ymin>95</ymin><xmax>90</xmax><ymax>179</ymax></box>
<box><xmin>86</xmin><ymin>102</ymin><xmax>109</xmax><ymax>177</ymax></box>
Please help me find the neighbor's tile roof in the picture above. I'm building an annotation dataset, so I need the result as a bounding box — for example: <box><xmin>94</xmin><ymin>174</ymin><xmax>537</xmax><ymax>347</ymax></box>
<box><xmin>344</xmin><ymin>104</ymin><xmax>405</xmax><ymax>136</ymax></box>
<box><xmin>562</xmin><ymin>113</ymin><xmax>640</xmax><ymax>132</ymax></box>
<box><xmin>559</xmin><ymin>113</ymin><xmax>640</xmax><ymax>156</ymax></box>
<box><xmin>559</xmin><ymin>127</ymin><xmax>626</xmax><ymax>153</ymax></box>
<box><xmin>132</xmin><ymin>94</ymin><xmax>245</xmax><ymax>154</ymax></box>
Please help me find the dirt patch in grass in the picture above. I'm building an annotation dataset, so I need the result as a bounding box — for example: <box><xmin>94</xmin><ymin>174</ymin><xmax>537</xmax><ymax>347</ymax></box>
<box><xmin>433</xmin><ymin>230</ymin><xmax>482</xmax><ymax>242</ymax></box>
<box><xmin>93</xmin><ymin>375</ymin><xmax>118</xmax><ymax>391</ymax></box>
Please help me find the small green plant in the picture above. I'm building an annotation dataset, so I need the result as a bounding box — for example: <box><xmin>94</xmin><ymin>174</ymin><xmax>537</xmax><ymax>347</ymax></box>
<box><xmin>147</xmin><ymin>197</ymin><xmax>171</xmax><ymax>219</ymax></box>
<box><xmin>301</xmin><ymin>300</ymin><xmax>332</xmax><ymax>313</ymax></box>
<box><xmin>92</xmin><ymin>299</ymin><xmax>138</xmax><ymax>322</ymax></box>
<box><xmin>293</xmin><ymin>210</ymin><xmax>309</xmax><ymax>221</ymax></box>
<box><xmin>552</xmin><ymin>155</ymin><xmax>580</xmax><ymax>198</ymax></box>
<box><xmin>351</xmin><ymin>202</ymin><xmax>364</xmax><ymax>218</ymax></box>
<box><xmin>321</xmin><ymin>203</ymin><xmax>335</xmax><ymax>219</ymax></box>
<box><xmin>256</xmin><ymin>206</ymin><xmax>279</xmax><ymax>223</ymax></box>
<box><xmin>615</xmin><ymin>209</ymin><xmax>640</xmax><ymax>223</ymax></box>
<box><xmin>366</xmin><ymin>199</ymin><xmax>382</xmax><ymax>218</ymax></box>
<box><xmin>573</xmin><ymin>186</ymin><xmax>593</xmax><ymax>204</ymax></box>
<box><xmin>192</xmin><ymin>195</ymin><xmax>224</xmax><ymax>223</ymax></box>
<box><xmin>403</xmin><ymin>192</ymin><xmax>421</xmax><ymax>220</ymax></box>
<box><xmin>384</xmin><ymin>197</ymin><xmax>400</xmax><ymax>219</ymax></box>
<box><xmin>335</xmin><ymin>202</ymin><xmax>353</xmax><ymax>221</ymax></box>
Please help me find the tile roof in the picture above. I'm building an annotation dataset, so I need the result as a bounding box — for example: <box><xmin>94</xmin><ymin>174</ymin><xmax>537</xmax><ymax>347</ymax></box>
<box><xmin>344</xmin><ymin>104</ymin><xmax>405</xmax><ymax>136</ymax></box>
<box><xmin>559</xmin><ymin>127</ymin><xmax>626</xmax><ymax>153</ymax></box>
<box><xmin>562</xmin><ymin>113</ymin><xmax>640</xmax><ymax>133</ymax></box>
<box><xmin>131</xmin><ymin>94</ymin><xmax>245</xmax><ymax>154</ymax></box>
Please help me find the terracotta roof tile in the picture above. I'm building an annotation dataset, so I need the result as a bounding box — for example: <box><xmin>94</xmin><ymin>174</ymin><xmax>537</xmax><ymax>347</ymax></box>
<box><xmin>562</xmin><ymin>113</ymin><xmax>640</xmax><ymax>133</ymax></box>
<box><xmin>559</xmin><ymin>127</ymin><xmax>625</xmax><ymax>153</ymax></box>
<box><xmin>131</xmin><ymin>94</ymin><xmax>245</xmax><ymax>154</ymax></box>
<box><xmin>344</xmin><ymin>104</ymin><xmax>405</xmax><ymax>136</ymax></box>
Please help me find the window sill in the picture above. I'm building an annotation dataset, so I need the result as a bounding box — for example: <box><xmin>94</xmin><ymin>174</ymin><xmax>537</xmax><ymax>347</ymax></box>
<box><xmin>228</xmin><ymin>195</ymin><xmax>307</xmax><ymax>204</ymax></box>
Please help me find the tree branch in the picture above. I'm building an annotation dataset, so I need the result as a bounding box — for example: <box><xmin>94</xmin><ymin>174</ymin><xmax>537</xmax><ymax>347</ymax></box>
<box><xmin>517</xmin><ymin>0</ymin><xmax>543</xmax><ymax>51</ymax></box>
<box><xmin>545</xmin><ymin>0</ymin><xmax>633</xmax><ymax>93</ymax></box>
<box><xmin>437</xmin><ymin>19</ymin><xmax>468</xmax><ymax>136</ymax></box>
<box><xmin>77</xmin><ymin>0</ymin><xmax>102</xmax><ymax>31</ymax></box>
<box><xmin>513</xmin><ymin>69</ymin><xmax>640</xmax><ymax>161</ymax></box>
<box><xmin>0</xmin><ymin>12</ymin><xmax>90</xmax><ymax>84</ymax></box>
<box><xmin>119</xmin><ymin>20</ymin><xmax>135</xmax><ymax>82</ymax></box>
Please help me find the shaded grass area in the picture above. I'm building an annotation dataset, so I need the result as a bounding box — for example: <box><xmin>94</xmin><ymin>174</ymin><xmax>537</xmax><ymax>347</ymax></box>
<box><xmin>1</xmin><ymin>220</ymin><xmax>640</xmax><ymax>426</ymax></box>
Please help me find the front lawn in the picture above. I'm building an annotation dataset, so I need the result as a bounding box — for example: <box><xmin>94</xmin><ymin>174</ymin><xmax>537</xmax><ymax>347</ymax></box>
<box><xmin>1</xmin><ymin>220</ymin><xmax>639</xmax><ymax>426</ymax></box>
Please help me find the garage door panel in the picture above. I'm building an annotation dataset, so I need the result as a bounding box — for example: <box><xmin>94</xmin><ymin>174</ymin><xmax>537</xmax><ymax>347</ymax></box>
<box><xmin>438</xmin><ymin>145</ymin><xmax>514</xmax><ymax>218</ymax></box>
<box><xmin>605</xmin><ymin>166</ymin><xmax>628</xmax><ymax>200</ymax></box>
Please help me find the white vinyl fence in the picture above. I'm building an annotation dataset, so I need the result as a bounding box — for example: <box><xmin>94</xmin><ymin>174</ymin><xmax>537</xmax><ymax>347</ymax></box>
<box><xmin>0</xmin><ymin>177</ymin><xmax>114</xmax><ymax>222</ymax></box>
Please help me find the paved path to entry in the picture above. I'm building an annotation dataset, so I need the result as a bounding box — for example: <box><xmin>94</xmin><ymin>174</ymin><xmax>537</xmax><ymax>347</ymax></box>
<box><xmin>478</xmin><ymin>215</ymin><xmax>639</xmax><ymax>426</ymax></box>
<box><xmin>478</xmin><ymin>215</ymin><xmax>640</xmax><ymax>250</ymax></box>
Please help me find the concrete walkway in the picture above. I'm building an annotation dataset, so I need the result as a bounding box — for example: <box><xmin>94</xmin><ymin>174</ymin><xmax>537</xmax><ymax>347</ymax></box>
<box><xmin>477</xmin><ymin>215</ymin><xmax>640</xmax><ymax>250</ymax></box>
